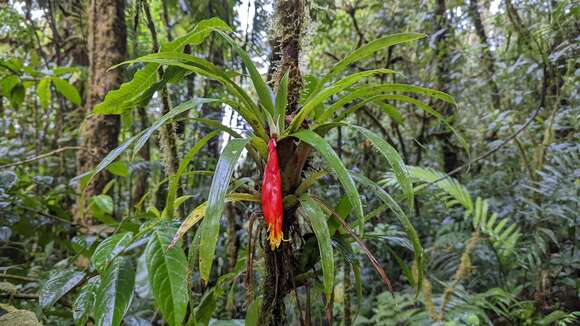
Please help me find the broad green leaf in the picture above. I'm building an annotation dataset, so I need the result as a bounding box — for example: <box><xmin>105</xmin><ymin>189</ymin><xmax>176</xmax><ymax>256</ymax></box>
<box><xmin>94</xmin><ymin>256</ymin><xmax>135</xmax><ymax>326</ymax></box>
<box><xmin>293</xmin><ymin>130</ymin><xmax>365</xmax><ymax>234</ymax></box>
<box><xmin>91</xmin><ymin>194</ymin><xmax>113</xmax><ymax>215</ymax></box>
<box><xmin>321</xmin><ymin>33</ymin><xmax>425</xmax><ymax>85</ymax></box>
<box><xmin>299</xmin><ymin>194</ymin><xmax>335</xmax><ymax>299</ymax></box>
<box><xmin>213</xmin><ymin>29</ymin><xmax>274</xmax><ymax>115</ymax></box>
<box><xmin>10</xmin><ymin>83</ymin><xmax>25</xmax><ymax>109</ymax></box>
<box><xmin>91</xmin><ymin>232</ymin><xmax>133</xmax><ymax>273</ymax></box>
<box><xmin>199</xmin><ymin>138</ymin><xmax>250</xmax><ymax>283</ymax></box>
<box><xmin>107</xmin><ymin>161</ymin><xmax>129</xmax><ymax>177</ymax></box>
<box><xmin>52</xmin><ymin>77</ymin><xmax>81</xmax><ymax>105</ymax></box>
<box><xmin>145</xmin><ymin>224</ymin><xmax>189</xmax><ymax>326</ymax></box>
<box><xmin>163</xmin><ymin>130</ymin><xmax>221</xmax><ymax>219</ymax></box>
<box><xmin>289</xmin><ymin>69</ymin><xmax>397</xmax><ymax>132</ymax></box>
<box><xmin>40</xmin><ymin>269</ymin><xmax>85</xmax><ymax>309</ymax></box>
<box><xmin>93</xmin><ymin>18</ymin><xmax>230</xmax><ymax>115</ymax></box>
<box><xmin>132</xmin><ymin>98</ymin><xmax>217</xmax><ymax>159</ymax></box>
<box><xmin>171</xmin><ymin>193</ymin><xmax>259</xmax><ymax>247</ymax></box>
<box><xmin>245</xmin><ymin>297</ymin><xmax>262</xmax><ymax>326</ymax></box>
<box><xmin>352</xmin><ymin>173</ymin><xmax>423</xmax><ymax>289</ymax></box>
<box><xmin>351</xmin><ymin>126</ymin><xmax>414</xmax><ymax>211</ymax></box>
<box><xmin>73</xmin><ymin>276</ymin><xmax>99</xmax><ymax>326</ymax></box>
<box><xmin>37</xmin><ymin>77</ymin><xmax>51</xmax><ymax>109</ymax></box>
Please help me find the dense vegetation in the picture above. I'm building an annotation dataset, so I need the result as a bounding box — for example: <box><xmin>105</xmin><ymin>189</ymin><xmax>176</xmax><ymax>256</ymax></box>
<box><xmin>0</xmin><ymin>0</ymin><xmax>578</xmax><ymax>325</ymax></box>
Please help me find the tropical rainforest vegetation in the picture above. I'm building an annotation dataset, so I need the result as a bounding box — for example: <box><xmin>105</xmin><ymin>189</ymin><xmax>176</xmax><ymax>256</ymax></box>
<box><xmin>0</xmin><ymin>0</ymin><xmax>578</xmax><ymax>325</ymax></box>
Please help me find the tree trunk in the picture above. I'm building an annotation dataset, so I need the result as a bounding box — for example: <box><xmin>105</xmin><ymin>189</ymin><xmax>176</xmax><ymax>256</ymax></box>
<box><xmin>467</xmin><ymin>0</ymin><xmax>501</xmax><ymax>110</ymax></box>
<box><xmin>259</xmin><ymin>0</ymin><xmax>306</xmax><ymax>324</ymax></box>
<box><xmin>432</xmin><ymin>0</ymin><xmax>460</xmax><ymax>173</ymax></box>
<box><xmin>75</xmin><ymin>0</ymin><xmax>126</xmax><ymax>222</ymax></box>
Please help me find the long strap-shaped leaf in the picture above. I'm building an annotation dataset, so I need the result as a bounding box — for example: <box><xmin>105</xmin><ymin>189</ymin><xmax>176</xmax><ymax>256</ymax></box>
<box><xmin>299</xmin><ymin>194</ymin><xmax>334</xmax><ymax>300</ymax></box>
<box><xmin>352</xmin><ymin>173</ymin><xmax>423</xmax><ymax>291</ymax></box>
<box><xmin>116</xmin><ymin>55</ymin><xmax>266</xmax><ymax>139</ymax></box>
<box><xmin>170</xmin><ymin>193</ymin><xmax>259</xmax><ymax>248</ymax></box>
<box><xmin>199</xmin><ymin>138</ymin><xmax>250</xmax><ymax>283</ymax></box>
<box><xmin>288</xmin><ymin>69</ymin><xmax>397</xmax><ymax>133</ymax></box>
<box><xmin>317</xmin><ymin>83</ymin><xmax>455</xmax><ymax>122</ymax></box>
<box><xmin>293</xmin><ymin>130</ymin><xmax>365</xmax><ymax>235</ymax></box>
<box><xmin>145</xmin><ymin>224</ymin><xmax>189</xmax><ymax>326</ymax></box>
<box><xmin>318</xmin><ymin>33</ymin><xmax>425</xmax><ymax>87</ymax></box>
<box><xmin>163</xmin><ymin>130</ymin><xmax>222</xmax><ymax>219</ymax></box>
<box><xmin>212</xmin><ymin>29</ymin><xmax>275</xmax><ymax>115</ymax></box>
<box><xmin>350</xmin><ymin>126</ymin><xmax>414</xmax><ymax>212</ymax></box>
<box><xmin>93</xmin><ymin>18</ymin><xmax>231</xmax><ymax>114</ymax></box>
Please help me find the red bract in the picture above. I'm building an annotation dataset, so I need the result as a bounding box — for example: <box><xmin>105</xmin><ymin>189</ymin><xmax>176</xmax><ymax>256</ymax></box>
<box><xmin>262</xmin><ymin>138</ymin><xmax>283</xmax><ymax>250</ymax></box>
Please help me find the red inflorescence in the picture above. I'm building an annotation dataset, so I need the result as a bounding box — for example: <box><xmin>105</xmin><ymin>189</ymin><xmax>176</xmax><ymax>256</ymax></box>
<box><xmin>261</xmin><ymin>138</ymin><xmax>283</xmax><ymax>250</ymax></box>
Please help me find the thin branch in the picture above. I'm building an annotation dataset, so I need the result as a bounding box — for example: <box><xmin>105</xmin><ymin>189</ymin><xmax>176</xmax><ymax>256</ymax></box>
<box><xmin>0</xmin><ymin>292</ymin><xmax>39</xmax><ymax>299</ymax></box>
<box><xmin>415</xmin><ymin>63</ymin><xmax>548</xmax><ymax>191</ymax></box>
<box><xmin>0</xmin><ymin>146</ymin><xmax>93</xmax><ymax>169</ymax></box>
<box><xmin>0</xmin><ymin>274</ymin><xmax>38</xmax><ymax>282</ymax></box>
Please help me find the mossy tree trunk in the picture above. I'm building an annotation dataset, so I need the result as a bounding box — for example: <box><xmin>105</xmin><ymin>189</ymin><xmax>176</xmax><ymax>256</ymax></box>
<box><xmin>259</xmin><ymin>0</ymin><xmax>306</xmax><ymax>324</ymax></box>
<box><xmin>75</xmin><ymin>0</ymin><xmax>126</xmax><ymax>222</ymax></box>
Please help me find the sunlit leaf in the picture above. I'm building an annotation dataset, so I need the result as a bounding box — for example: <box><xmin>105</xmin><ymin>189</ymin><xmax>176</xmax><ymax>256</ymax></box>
<box><xmin>199</xmin><ymin>138</ymin><xmax>250</xmax><ymax>283</ymax></box>
<box><xmin>299</xmin><ymin>194</ymin><xmax>335</xmax><ymax>299</ymax></box>
<box><xmin>40</xmin><ymin>269</ymin><xmax>85</xmax><ymax>309</ymax></box>
<box><xmin>293</xmin><ymin>130</ymin><xmax>365</xmax><ymax>234</ymax></box>
<box><xmin>145</xmin><ymin>224</ymin><xmax>189</xmax><ymax>326</ymax></box>
<box><xmin>94</xmin><ymin>256</ymin><xmax>135</xmax><ymax>326</ymax></box>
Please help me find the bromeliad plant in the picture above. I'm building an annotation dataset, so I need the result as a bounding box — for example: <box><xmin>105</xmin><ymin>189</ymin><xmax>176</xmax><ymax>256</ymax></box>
<box><xmin>59</xmin><ymin>17</ymin><xmax>462</xmax><ymax>325</ymax></box>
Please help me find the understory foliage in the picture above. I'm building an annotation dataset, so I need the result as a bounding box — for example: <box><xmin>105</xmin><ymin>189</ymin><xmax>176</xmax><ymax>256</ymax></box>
<box><xmin>0</xmin><ymin>0</ymin><xmax>578</xmax><ymax>325</ymax></box>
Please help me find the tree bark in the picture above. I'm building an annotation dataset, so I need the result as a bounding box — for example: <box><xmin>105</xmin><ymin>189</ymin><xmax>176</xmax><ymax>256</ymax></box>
<box><xmin>467</xmin><ymin>0</ymin><xmax>501</xmax><ymax>111</ymax></box>
<box><xmin>432</xmin><ymin>0</ymin><xmax>460</xmax><ymax>173</ymax></box>
<box><xmin>75</xmin><ymin>0</ymin><xmax>126</xmax><ymax>222</ymax></box>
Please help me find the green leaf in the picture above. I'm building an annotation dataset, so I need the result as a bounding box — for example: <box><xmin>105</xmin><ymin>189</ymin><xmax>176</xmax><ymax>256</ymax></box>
<box><xmin>94</xmin><ymin>256</ymin><xmax>135</xmax><ymax>326</ymax></box>
<box><xmin>299</xmin><ymin>194</ymin><xmax>335</xmax><ymax>299</ymax></box>
<box><xmin>293</xmin><ymin>130</ymin><xmax>365</xmax><ymax>234</ymax></box>
<box><xmin>289</xmin><ymin>69</ymin><xmax>397</xmax><ymax>132</ymax></box>
<box><xmin>73</xmin><ymin>276</ymin><xmax>99</xmax><ymax>326</ymax></box>
<box><xmin>199</xmin><ymin>138</ymin><xmax>250</xmax><ymax>283</ymax></box>
<box><xmin>275</xmin><ymin>71</ymin><xmax>289</xmax><ymax>132</ymax></box>
<box><xmin>91</xmin><ymin>194</ymin><xmax>113</xmax><ymax>215</ymax></box>
<box><xmin>408</xmin><ymin>166</ymin><xmax>473</xmax><ymax>211</ymax></box>
<box><xmin>40</xmin><ymin>269</ymin><xmax>85</xmax><ymax>309</ymax></box>
<box><xmin>52</xmin><ymin>77</ymin><xmax>81</xmax><ymax>105</ymax></box>
<box><xmin>107</xmin><ymin>161</ymin><xmax>129</xmax><ymax>177</ymax></box>
<box><xmin>163</xmin><ymin>130</ymin><xmax>221</xmax><ymax>219</ymax></box>
<box><xmin>321</xmin><ymin>33</ymin><xmax>425</xmax><ymax>85</ymax></box>
<box><xmin>352</xmin><ymin>173</ymin><xmax>423</xmax><ymax>290</ymax></box>
<box><xmin>37</xmin><ymin>77</ymin><xmax>51</xmax><ymax>109</ymax></box>
<box><xmin>213</xmin><ymin>29</ymin><xmax>274</xmax><ymax>115</ymax></box>
<box><xmin>319</xmin><ymin>84</ymin><xmax>455</xmax><ymax>122</ymax></box>
<box><xmin>10</xmin><ymin>83</ymin><xmax>25</xmax><ymax>109</ymax></box>
<box><xmin>145</xmin><ymin>224</ymin><xmax>189</xmax><ymax>326</ymax></box>
<box><xmin>333</xmin><ymin>95</ymin><xmax>404</xmax><ymax>124</ymax></box>
<box><xmin>91</xmin><ymin>232</ymin><xmax>133</xmax><ymax>273</ymax></box>
<box><xmin>245</xmin><ymin>297</ymin><xmax>262</xmax><ymax>326</ymax></box>
<box><xmin>115</xmin><ymin>54</ymin><xmax>265</xmax><ymax>138</ymax></box>
<box><xmin>93</xmin><ymin>18</ymin><xmax>230</xmax><ymax>115</ymax></box>
<box><xmin>350</xmin><ymin>126</ymin><xmax>414</xmax><ymax>211</ymax></box>
<box><xmin>171</xmin><ymin>193</ymin><xmax>259</xmax><ymax>247</ymax></box>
